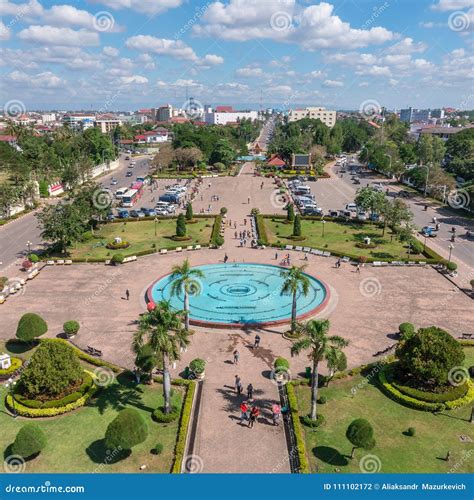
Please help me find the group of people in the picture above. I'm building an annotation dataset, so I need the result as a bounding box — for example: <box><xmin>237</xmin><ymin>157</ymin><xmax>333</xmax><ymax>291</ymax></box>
<box><xmin>279</xmin><ymin>253</ymin><xmax>291</xmax><ymax>266</ymax></box>
<box><xmin>239</xmin><ymin>401</ymin><xmax>284</xmax><ymax>428</ymax></box>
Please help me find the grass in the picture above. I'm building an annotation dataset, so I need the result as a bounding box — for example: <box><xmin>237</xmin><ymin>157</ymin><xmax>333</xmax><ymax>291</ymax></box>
<box><xmin>294</xmin><ymin>348</ymin><xmax>474</xmax><ymax>473</ymax></box>
<box><xmin>0</xmin><ymin>371</ymin><xmax>183</xmax><ymax>473</ymax></box>
<box><xmin>68</xmin><ymin>218</ymin><xmax>214</xmax><ymax>260</ymax></box>
<box><xmin>265</xmin><ymin>218</ymin><xmax>424</xmax><ymax>261</ymax></box>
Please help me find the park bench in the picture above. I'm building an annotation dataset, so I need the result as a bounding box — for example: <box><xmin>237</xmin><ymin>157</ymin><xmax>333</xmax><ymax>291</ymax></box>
<box><xmin>295</xmin><ymin>246</ymin><xmax>303</xmax><ymax>251</ymax></box>
<box><xmin>86</xmin><ymin>345</ymin><xmax>102</xmax><ymax>357</ymax></box>
<box><xmin>285</xmin><ymin>245</ymin><xmax>293</xmax><ymax>250</ymax></box>
<box><xmin>459</xmin><ymin>333</ymin><xmax>473</xmax><ymax>339</ymax></box>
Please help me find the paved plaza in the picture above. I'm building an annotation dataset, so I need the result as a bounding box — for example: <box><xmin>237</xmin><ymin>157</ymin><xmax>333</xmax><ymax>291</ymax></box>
<box><xmin>1</xmin><ymin>162</ymin><xmax>473</xmax><ymax>473</ymax></box>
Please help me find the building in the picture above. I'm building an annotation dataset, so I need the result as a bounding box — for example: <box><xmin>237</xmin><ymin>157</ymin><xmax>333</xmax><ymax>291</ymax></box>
<box><xmin>266</xmin><ymin>154</ymin><xmax>286</xmax><ymax>168</ymax></box>
<box><xmin>400</xmin><ymin>107</ymin><xmax>445</xmax><ymax>123</ymax></box>
<box><xmin>41</xmin><ymin>113</ymin><xmax>56</xmax><ymax>124</ymax></box>
<box><xmin>62</xmin><ymin>113</ymin><xmax>95</xmax><ymax>130</ymax></box>
<box><xmin>155</xmin><ymin>105</ymin><xmax>173</xmax><ymax>122</ymax></box>
<box><xmin>416</xmin><ymin>124</ymin><xmax>474</xmax><ymax>141</ymax></box>
<box><xmin>204</xmin><ymin>106</ymin><xmax>258</xmax><ymax>125</ymax></box>
<box><xmin>95</xmin><ymin>115</ymin><xmax>122</xmax><ymax>133</ymax></box>
<box><xmin>287</xmin><ymin>107</ymin><xmax>336</xmax><ymax>127</ymax></box>
<box><xmin>292</xmin><ymin>154</ymin><xmax>312</xmax><ymax>169</ymax></box>
<box><xmin>0</xmin><ymin>135</ymin><xmax>18</xmax><ymax>147</ymax></box>
<box><xmin>400</xmin><ymin>107</ymin><xmax>414</xmax><ymax>123</ymax></box>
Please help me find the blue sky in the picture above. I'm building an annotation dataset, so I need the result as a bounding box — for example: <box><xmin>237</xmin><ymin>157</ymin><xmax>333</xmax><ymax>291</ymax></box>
<box><xmin>0</xmin><ymin>0</ymin><xmax>473</xmax><ymax>111</ymax></box>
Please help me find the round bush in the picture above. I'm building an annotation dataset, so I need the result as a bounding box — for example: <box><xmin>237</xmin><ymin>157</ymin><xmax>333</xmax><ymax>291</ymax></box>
<box><xmin>152</xmin><ymin>405</ymin><xmax>180</xmax><ymax>423</ymax></box>
<box><xmin>189</xmin><ymin>358</ymin><xmax>206</xmax><ymax>374</ymax></box>
<box><xmin>406</xmin><ymin>427</ymin><xmax>416</xmax><ymax>437</ymax></box>
<box><xmin>16</xmin><ymin>313</ymin><xmax>48</xmax><ymax>342</ymax></box>
<box><xmin>19</xmin><ymin>340</ymin><xmax>83</xmax><ymax>399</ymax></box>
<box><xmin>12</xmin><ymin>423</ymin><xmax>47</xmax><ymax>459</ymax></box>
<box><xmin>398</xmin><ymin>322</ymin><xmax>415</xmax><ymax>339</ymax></box>
<box><xmin>301</xmin><ymin>414</ymin><xmax>325</xmax><ymax>428</ymax></box>
<box><xmin>346</xmin><ymin>419</ymin><xmax>375</xmax><ymax>450</ymax></box>
<box><xmin>63</xmin><ymin>320</ymin><xmax>80</xmax><ymax>337</ymax></box>
<box><xmin>274</xmin><ymin>357</ymin><xmax>290</xmax><ymax>372</ymax></box>
<box><xmin>28</xmin><ymin>254</ymin><xmax>39</xmax><ymax>264</ymax></box>
<box><xmin>105</xmin><ymin>408</ymin><xmax>148</xmax><ymax>451</ymax></box>
<box><xmin>111</xmin><ymin>253</ymin><xmax>125</xmax><ymax>264</ymax></box>
<box><xmin>318</xmin><ymin>395</ymin><xmax>327</xmax><ymax>404</ymax></box>
<box><xmin>151</xmin><ymin>443</ymin><xmax>164</xmax><ymax>455</ymax></box>
<box><xmin>81</xmin><ymin>231</ymin><xmax>94</xmax><ymax>242</ymax></box>
<box><xmin>446</xmin><ymin>261</ymin><xmax>457</xmax><ymax>272</ymax></box>
<box><xmin>106</xmin><ymin>241</ymin><xmax>130</xmax><ymax>250</ymax></box>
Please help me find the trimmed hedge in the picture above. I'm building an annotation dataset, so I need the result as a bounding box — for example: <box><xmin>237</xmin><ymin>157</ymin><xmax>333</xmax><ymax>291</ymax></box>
<box><xmin>301</xmin><ymin>413</ymin><xmax>325</xmax><ymax>428</ymax></box>
<box><xmin>391</xmin><ymin>379</ymin><xmax>469</xmax><ymax>403</ymax></box>
<box><xmin>153</xmin><ymin>404</ymin><xmax>180</xmax><ymax>423</ymax></box>
<box><xmin>210</xmin><ymin>214</ymin><xmax>223</xmax><ymax>247</ymax></box>
<box><xmin>274</xmin><ymin>357</ymin><xmax>290</xmax><ymax>372</ymax></box>
<box><xmin>171</xmin><ymin>380</ymin><xmax>195</xmax><ymax>473</ymax></box>
<box><xmin>255</xmin><ymin>214</ymin><xmax>269</xmax><ymax>246</ymax></box>
<box><xmin>0</xmin><ymin>357</ymin><xmax>22</xmax><ymax>377</ymax></box>
<box><xmin>286</xmin><ymin>382</ymin><xmax>310</xmax><ymax>473</ymax></box>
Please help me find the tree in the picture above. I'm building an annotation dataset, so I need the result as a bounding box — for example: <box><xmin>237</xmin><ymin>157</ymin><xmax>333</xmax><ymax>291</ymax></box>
<box><xmin>12</xmin><ymin>424</ymin><xmax>47</xmax><ymax>459</ymax></box>
<box><xmin>382</xmin><ymin>199</ymin><xmax>413</xmax><ymax>239</ymax></box>
<box><xmin>286</xmin><ymin>203</ymin><xmax>295</xmax><ymax>222</ymax></box>
<box><xmin>176</xmin><ymin>213</ymin><xmax>187</xmax><ymax>237</ymax></box>
<box><xmin>174</xmin><ymin>147</ymin><xmax>203</xmax><ymax>171</ymax></box>
<box><xmin>133</xmin><ymin>301</ymin><xmax>189</xmax><ymax>413</ymax></box>
<box><xmin>169</xmin><ymin>259</ymin><xmax>205</xmax><ymax>331</ymax></box>
<box><xmin>20</xmin><ymin>340</ymin><xmax>83</xmax><ymax>399</ymax></box>
<box><xmin>355</xmin><ymin>187</ymin><xmax>386</xmax><ymax>215</ymax></box>
<box><xmin>293</xmin><ymin>214</ymin><xmax>302</xmax><ymax>237</ymax></box>
<box><xmin>152</xmin><ymin>143</ymin><xmax>175</xmax><ymax>171</ymax></box>
<box><xmin>395</xmin><ymin>326</ymin><xmax>464</xmax><ymax>387</ymax></box>
<box><xmin>185</xmin><ymin>202</ymin><xmax>193</xmax><ymax>221</ymax></box>
<box><xmin>291</xmin><ymin>319</ymin><xmax>349</xmax><ymax>420</ymax></box>
<box><xmin>134</xmin><ymin>344</ymin><xmax>158</xmax><ymax>383</ymax></box>
<box><xmin>346</xmin><ymin>419</ymin><xmax>375</xmax><ymax>458</ymax></box>
<box><xmin>209</xmin><ymin>139</ymin><xmax>235</xmax><ymax>166</ymax></box>
<box><xmin>326</xmin><ymin>350</ymin><xmax>347</xmax><ymax>386</ymax></box>
<box><xmin>280</xmin><ymin>265</ymin><xmax>311</xmax><ymax>333</ymax></box>
<box><xmin>105</xmin><ymin>408</ymin><xmax>148</xmax><ymax>451</ymax></box>
<box><xmin>16</xmin><ymin>313</ymin><xmax>48</xmax><ymax>342</ymax></box>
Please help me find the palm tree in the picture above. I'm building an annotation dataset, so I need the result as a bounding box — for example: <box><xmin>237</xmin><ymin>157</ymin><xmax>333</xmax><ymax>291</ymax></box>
<box><xmin>133</xmin><ymin>301</ymin><xmax>189</xmax><ymax>413</ymax></box>
<box><xmin>291</xmin><ymin>319</ymin><xmax>349</xmax><ymax>420</ymax></box>
<box><xmin>169</xmin><ymin>259</ymin><xmax>205</xmax><ymax>331</ymax></box>
<box><xmin>280</xmin><ymin>265</ymin><xmax>311</xmax><ymax>333</ymax></box>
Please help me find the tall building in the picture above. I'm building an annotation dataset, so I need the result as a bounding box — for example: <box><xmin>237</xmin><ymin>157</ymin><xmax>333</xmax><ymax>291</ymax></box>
<box><xmin>400</xmin><ymin>107</ymin><xmax>414</xmax><ymax>123</ymax></box>
<box><xmin>287</xmin><ymin>107</ymin><xmax>337</xmax><ymax>127</ymax></box>
<box><xmin>155</xmin><ymin>105</ymin><xmax>173</xmax><ymax>122</ymax></box>
<box><xmin>62</xmin><ymin>113</ymin><xmax>95</xmax><ymax>130</ymax></box>
<box><xmin>400</xmin><ymin>107</ymin><xmax>445</xmax><ymax>123</ymax></box>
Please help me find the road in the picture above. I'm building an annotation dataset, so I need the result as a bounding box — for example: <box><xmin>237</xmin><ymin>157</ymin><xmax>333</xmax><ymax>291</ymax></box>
<box><xmin>309</xmin><ymin>157</ymin><xmax>473</xmax><ymax>272</ymax></box>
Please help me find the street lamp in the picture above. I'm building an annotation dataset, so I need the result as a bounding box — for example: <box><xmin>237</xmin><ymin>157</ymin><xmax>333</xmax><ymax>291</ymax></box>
<box><xmin>448</xmin><ymin>243</ymin><xmax>454</xmax><ymax>264</ymax></box>
<box><xmin>154</xmin><ymin>217</ymin><xmax>158</xmax><ymax>237</ymax></box>
<box><xmin>6</xmin><ymin>377</ymin><xmax>17</xmax><ymax>418</ymax></box>
<box><xmin>322</xmin><ymin>219</ymin><xmax>326</xmax><ymax>237</ymax></box>
<box><xmin>26</xmin><ymin>241</ymin><xmax>32</xmax><ymax>255</ymax></box>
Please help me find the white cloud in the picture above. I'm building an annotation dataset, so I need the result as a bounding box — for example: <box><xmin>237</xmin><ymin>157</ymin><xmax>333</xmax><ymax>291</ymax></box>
<box><xmin>235</xmin><ymin>67</ymin><xmax>264</xmax><ymax>78</ymax></box>
<box><xmin>267</xmin><ymin>84</ymin><xmax>292</xmax><ymax>95</ymax></box>
<box><xmin>90</xmin><ymin>0</ymin><xmax>182</xmax><ymax>15</ymax></box>
<box><xmin>103</xmin><ymin>46</ymin><xmax>119</xmax><ymax>57</ymax></box>
<box><xmin>7</xmin><ymin>69</ymin><xmax>64</xmax><ymax>88</ymax></box>
<box><xmin>18</xmin><ymin>25</ymin><xmax>100</xmax><ymax>46</ymax></box>
<box><xmin>120</xmin><ymin>75</ymin><xmax>148</xmax><ymax>85</ymax></box>
<box><xmin>386</xmin><ymin>37</ymin><xmax>427</xmax><ymax>54</ymax></box>
<box><xmin>198</xmin><ymin>54</ymin><xmax>224</xmax><ymax>66</ymax></box>
<box><xmin>0</xmin><ymin>21</ymin><xmax>11</xmax><ymax>40</ymax></box>
<box><xmin>309</xmin><ymin>70</ymin><xmax>325</xmax><ymax>79</ymax></box>
<box><xmin>0</xmin><ymin>0</ymin><xmax>43</xmax><ymax>17</ymax></box>
<box><xmin>323</xmin><ymin>79</ymin><xmax>343</xmax><ymax>87</ymax></box>
<box><xmin>432</xmin><ymin>0</ymin><xmax>474</xmax><ymax>11</ymax></box>
<box><xmin>126</xmin><ymin>35</ymin><xmax>197</xmax><ymax>60</ymax></box>
<box><xmin>195</xmin><ymin>0</ymin><xmax>395</xmax><ymax>49</ymax></box>
<box><xmin>356</xmin><ymin>65</ymin><xmax>392</xmax><ymax>77</ymax></box>
<box><xmin>40</xmin><ymin>4</ymin><xmax>122</xmax><ymax>31</ymax></box>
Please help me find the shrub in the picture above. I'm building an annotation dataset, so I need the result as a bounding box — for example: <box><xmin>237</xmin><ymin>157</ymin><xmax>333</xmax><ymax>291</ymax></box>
<box><xmin>398</xmin><ymin>322</ymin><xmax>415</xmax><ymax>340</ymax></box>
<box><xmin>0</xmin><ymin>357</ymin><xmax>22</xmax><ymax>376</ymax></box>
<box><xmin>185</xmin><ymin>203</ymin><xmax>193</xmax><ymax>221</ymax></box>
<box><xmin>111</xmin><ymin>253</ymin><xmax>125</xmax><ymax>264</ymax></box>
<box><xmin>63</xmin><ymin>320</ymin><xmax>80</xmax><ymax>337</ymax></box>
<box><xmin>151</xmin><ymin>443</ymin><xmax>164</xmax><ymax>455</ymax></box>
<box><xmin>19</xmin><ymin>340</ymin><xmax>83</xmax><ymax>399</ymax></box>
<box><xmin>106</xmin><ymin>241</ymin><xmax>130</xmax><ymax>250</ymax></box>
<box><xmin>153</xmin><ymin>405</ymin><xmax>180</xmax><ymax>423</ymax></box>
<box><xmin>286</xmin><ymin>204</ymin><xmax>295</xmax><ymax>222</ymax></box>
<box><xmin>396</xmin><ymin>326</ymin><xmax>464</xmax><ymax>387</ymax></box>
<box><xmin>28</xmin><ymin>254</ymin><xmax>39</xmax><ymax>264</ymax></box>
<box><xmin>171</xmin><ymin>381</ymin><xmax>195</xmax><ymax>473</ymax></box>
<box><xmin>81</xmin><ymin>231</ymin><xmax>94</xmax><ymax>242</ymax></box>
<box><xmin>189</xmin><ymin>358</ymin><xmax>206</xmax><ymax>374</ymax></box>
<box><xmin>220</xmin><ymin>207</ymin><xmax>228</xmax><ymax>215</ymax></box>
<box><xmin>214</xmin><ymin>235</ymin><xmax>224</xmax><ymax>247</ymax></box>
<box><xmin>346</xmin><ymin>419</ymin><xmax>375</xmax><ymax>457</ymax></box>
<box><xmin>406</xmin><ymin>427</ymin><xmax>416</xmax><ymax>437</ymax></box>
<box><xmin>392</xmin><ymin>378</ymin><xmax>468</xmax><ymax>403</ymax></box>
<box><xmin>446</xmin><ymin>261</ymin><xmax>457</xmax><ymax>272</ymax></box>
<box><xmin>250</xmin><ymin>208</ymin><xmax>260</xmax><ymax>216</ymax></box>
<box><xmin>301</xmin><ymin>413</ymin><xmax>325</xmax><ymax>428</ymax></box>
<box><xmin>318</xmin><ymin>395</ymin><xmax>327</xmax><ymax>404</ymax></box>
<box><xmin>409</xmin><ymin>238</ymin><xmax>424</xmax><ymax>255</ymax></box>
<box><xmin>176</xmin><ymin>213</ymin><xmax>187</xmax><ymax>237</ymax></box>
<box><xmin>293</xmin><ymin>214</ymin><xmax>302</xmax><ymax>237</ymax></box>
<box><xmin>105</xmin><ymin>408</ymin><xmax>148</xmax><ymax>451</ymax></box>
<box><xmin>0</xmin><ymin>276</ymin><xmax>8</xmax><ymax>288</ymax></box>
<box><xmin>16</xmin><ymin>313</ymin><xmax>48</xmax><ymax>342</ymax></box>
<box><xmin>12</xmin><ymin>424</ymin><xmax>47</xmax><ymax>459</ymax></box>
<box><xmin>274</xmin><ymin>357</ymin><xmax>290</xmax><ymax>372</ymax></box>
<box><xmin>286</xmin><ymin>383</ymin><xmax>310</xmax><ymax>473</ymax></box>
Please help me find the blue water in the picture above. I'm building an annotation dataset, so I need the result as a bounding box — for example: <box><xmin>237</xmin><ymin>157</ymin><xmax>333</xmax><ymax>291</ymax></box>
<box><xmin>149</xmin><ymin>263</ymin><xmax>327</xmax><ymax>325</ymax></box>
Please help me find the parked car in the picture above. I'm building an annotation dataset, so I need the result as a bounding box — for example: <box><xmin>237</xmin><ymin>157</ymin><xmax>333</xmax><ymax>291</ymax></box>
<box><xmin>130</xmin><ymin>210</ymin><xmax>140</xmax><ymax>218</ymax></box>
<box><xmin>339</xmin><ymin>210</ymin><xmax>352</xmax><ymax>218</ymax></box>
<box><xmin>345</xmin><ymin>203</ymin><xmax>358</xmax><ymax>212</ymax></box>
<box><xmin>421</xmin><ymin>226</ymin><xmax>438</xmax><ymax>237</ymax></box>
<box><xmin>110</xmin><ymin>178</ymin><xmax>118</xmax><ymax>185</ymax></box>
<box><xmin>369</xmin><ymin>213</ymin><xmax>380</xmax><ymax>222</ymax></box>
<box><xmin>106</xmin><ymin>213</ymin><xmax>115</xmax><ymax>221</ymax></box>
<box><xmin>357</xmin><ymin>211</ymin><xmax>367</xmax><ymax>221</ymax></box>
<box><xmin>304</xmin><ymin>206</ymin><xmax>323</xmax><ymax>215</ymax></box>
<box><xmin>328</xmin><ymin>210</ymin><xmax>339</xmax><ymax>217</ymax></box>
<box><xmin>126</xmin><ymin>171</ymin><xmax>133</xmax><ymax>177</ymax></box>
<box><xmin>118</xmin><ymin>210</ymin><xmax>129</xmax><ymax>219</ymax></box>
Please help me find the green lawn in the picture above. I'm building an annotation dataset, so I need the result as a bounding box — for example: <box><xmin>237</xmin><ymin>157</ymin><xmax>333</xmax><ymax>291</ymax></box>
<box><xmin>265</xmin><ymin>218</ymin><xmax>425</xmax><ymax>261</ymax></box>
<box><xmin>68</xmin><ymin>218</ymin><xmax>214</xmax><ymax>260</ymax></box>
<box><xmin>0</xmin><ymin>372</ymin><xmax>183</xmax><ymax>473</ymax></box>
<box><xmin>295</xmin><ymin>349</ymin><xmax>474</xmax><ymax>473</ymax></box>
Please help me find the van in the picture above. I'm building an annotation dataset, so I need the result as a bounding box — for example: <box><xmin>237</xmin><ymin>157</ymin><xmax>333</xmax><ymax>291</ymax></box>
<box><xmin>294</xmin><ymin>186</ymin><xmax>311</xmax><ymax>195</ymax></box>
<box><xmin>115</xmin><ymin>188</ymin><xmax>128</xmax><ymax>199</ymax></box>
<box><xmin>345</xmin><ymin>203</ymin><xmax>358</xmax><ymax>212</ymax></box>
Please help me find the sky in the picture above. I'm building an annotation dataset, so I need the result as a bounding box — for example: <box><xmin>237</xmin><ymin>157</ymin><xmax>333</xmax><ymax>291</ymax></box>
<box><xmin>0</xmin><ymin>0</ymin><xmax>473</xmax><ymax>112</ymax></box>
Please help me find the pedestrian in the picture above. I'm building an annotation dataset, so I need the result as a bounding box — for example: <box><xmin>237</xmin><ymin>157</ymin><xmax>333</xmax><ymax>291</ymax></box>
<box><xmin>248</xmin><ymin>197</ymin><xmax>250</xmax><ymax>204</ymax></box>
<box><xmin>247</xmin><ymin>383</ymin><xmax>254</xmax><ymax>400</ymax></box>
<box><xmin>244</xmin><ymin>218</ymin><xmax>247</xmax><ymax>226</ymax></box>
<box><xmin>356</xmin><ymin>264</ymin><xmax>361</xmax><ymax>273</ymax></box>
<box><xmin>239</xmin><ymin>402</ymin><xmax>248</xmax><ymax>423</ymax></box>
<box><xmin>248</xmin><ymin>405</ymin><xmax>259</xmax><ymax>428</ymax></box>
<box><xmin>254</xmin><ymin>335</ymin><xmax>261</xmax><ymax>348</ymax></box>
<box><xmin>233</xmin><ymin>350</ymin><xmax>240</xmax><ymax>365</ymax></box>
<box><xmin>275</xmin><ymin>252</ymin><xmax>278</xmax><ymax>260</ymax></box>
<box><xmin>235</xmin><ymin>231</ymin><xmax>238</xmax><ymax>239</ymax></box>
<box><xmin>224</xmin><ymin>253</ymin><xmax>229</xmax><ymax>263</ymax></box>
<box><xmin>235</xmin><ymin>374</ymin><xmax>242</xmax><ymax>393</ymax></box>
<box><xmin>125</xmin><ymin>289</ymin><xmax>130</xmax><ymax>300</ymax></box>
<box><xmin>304</xmin><ymin>252</ymin><xmax>308</xmax><ymax>261</ymax></box>
<box><xmin>234</xmin><ymin>222</ymin><xmax>237</xmax><ymax>229</ymax></box>
<box><xmin>272</xmin><ymin>403</ymin><xmax>281</xmax><ymax>426</ymax></box>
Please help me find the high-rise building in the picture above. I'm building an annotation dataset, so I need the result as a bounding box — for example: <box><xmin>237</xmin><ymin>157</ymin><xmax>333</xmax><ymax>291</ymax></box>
<box><xmin>156</xmin><ymin>104</ymin><xmax>173</xmax><ymax>122</ymax></box>
<box><xmin>400</xmin><ymin>107</ymin><xmax>414</xmax><ymax>123</ymax></box>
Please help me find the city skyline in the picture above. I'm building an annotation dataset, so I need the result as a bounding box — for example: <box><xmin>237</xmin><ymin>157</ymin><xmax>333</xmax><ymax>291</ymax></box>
<box><xmin>1</xmin><ymin>0</ymin><xmax>473</xmax><ymax>111</ymax></box>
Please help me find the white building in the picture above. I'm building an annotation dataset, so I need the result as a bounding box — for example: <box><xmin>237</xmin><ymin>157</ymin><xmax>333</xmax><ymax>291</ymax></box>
<box><xmin>41</xmin><ymin>113</ymin><xmax>57</xmax><ymax>124</ymax></box>
<box><xmin>204</xmin><ymin>110</ymin><xmax>258</xmax><ymax>126</ymax></box>
<box><xmin>95</xmin><ymin>116</ymin><xmax>122</xmax><ymax>133</ymax></box>
<box><xmin>288</xmin><ymin>107</ymin><xmax>337</xmax><ymax>127</ymax></box>
<box><xmin>63</xmin><ymin>113</ymin><xmax>96</xmax><ymax>130</ymax></box>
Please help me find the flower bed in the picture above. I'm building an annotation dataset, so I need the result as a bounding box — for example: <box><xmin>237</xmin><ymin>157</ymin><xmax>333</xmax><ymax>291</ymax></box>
<box><xmin>0</xmin><ymin>357</ymin><xmax>23</xmax><ymax>380</ymax></box>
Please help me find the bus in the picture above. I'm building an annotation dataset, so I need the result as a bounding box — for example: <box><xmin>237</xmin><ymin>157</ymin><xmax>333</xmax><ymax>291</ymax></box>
<box><xmin>121</xmin><ymin>189</ymin><xmax>139</xmax><ymax>207</ymax></box>
<box><xmin>115</xmin><ymin>187</ymin><xmax>129</xmax><ymax>199</ymax></box>
<box><xmin>130</xmin><ymin>181</ymin><xmax>144</xmax><ymax>196</ymax></box>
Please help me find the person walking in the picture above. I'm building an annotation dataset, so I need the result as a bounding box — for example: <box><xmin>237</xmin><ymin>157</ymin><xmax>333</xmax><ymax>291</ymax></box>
<box><xmin>235</xmin><ymin>375</ymin><xmax>242</xmax><ymax>395</ymax></box>
<box><xmin>233</xmin><ymin>350</ymin><xmax>240</xmax><ymax>365</ymax></box>
<box><xmin>356</xmin><ymin>263</ymin><xmax>361</xmax><ymax>273</ymax></box>
<box><xmin>248</xmin><ymin>405</ymin><xmax>259</xmax><ymax>428</ymax></box>
<box><xmin>224</xmin><ymin>253</ymin><xmax>229</xmax><ymax>263</ymax></box>
<box><xmin>272</xmin><ymin>403</ymin><xmax>281</xmax><ymax>426</ymax></box>
<box><xmin>239</xmin><ymin>402</ymin><xmax>248</xmax><ymax>423</ymax></box>
<box><xmin>125</xmin><ymin>289</ymin><xmax>130</xmax><ymax>301</ymax></box>
<box><xmin>247</xmin><ymin>196</ymin><xmax>250</xmax><ymax>204</ymax></box>
<box><xmin>247</xmin><ymin>383</ymin><xmax>254</xmax><ymax>401</ymax></box>
<box><xmin>254</xmin><ymin>335</ymin><xmax>261</xmax><ymax>348</ymax></box>
<box><xmin>275</xmin><ymin>252</ymin><xmax>278</xmax><ymax>261</ymax></box>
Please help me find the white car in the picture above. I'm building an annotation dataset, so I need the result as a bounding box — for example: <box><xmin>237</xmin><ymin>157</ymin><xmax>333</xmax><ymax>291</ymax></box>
<box><xmin>345</xmin><ymin>203</ymin><xmax>358</xmax><ymax>212</ymax></box>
